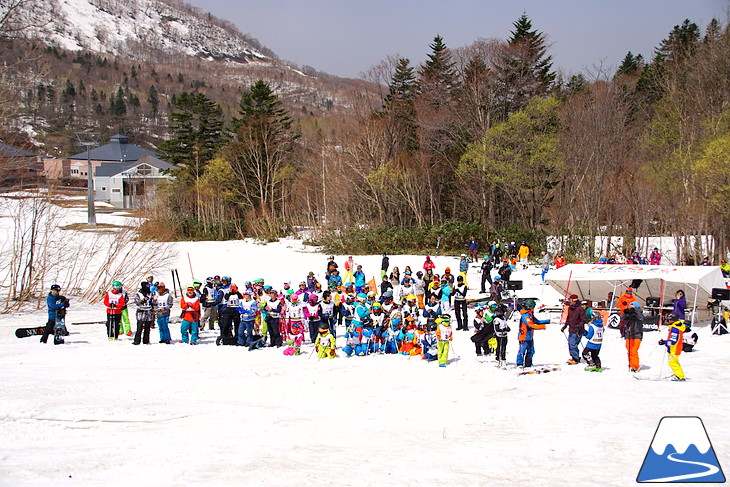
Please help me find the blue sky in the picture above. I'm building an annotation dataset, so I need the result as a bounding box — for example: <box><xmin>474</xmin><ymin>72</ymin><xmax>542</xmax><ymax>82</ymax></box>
<box><xmin>187</xmin><ymin>0</ymin><xmax>728</xmax><ymax>78</ymax></box>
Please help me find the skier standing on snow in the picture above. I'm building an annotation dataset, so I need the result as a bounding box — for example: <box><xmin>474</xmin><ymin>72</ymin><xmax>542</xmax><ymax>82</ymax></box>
<box><xmin>40</xmin><ymin>284</ymin><xmax>69</xmax><ymax>344</ymax></box>
<box><xmin>480</xmin><ymin>257</ymin><xmax>493</xmax><ymax>294</ymax></box>
<box><xmin>217</xmin><ymin>277</ymin><xmax>241</xmax><ymax>341</ymax></box>
<box><xmin>659</xmin><ymin>312</ymin><xmax>687</xmax><ymax>381</ymax></box>
<box><xmin>621</xmin><ymin>301</ymin><xmax>643</xmax><ymax>372</ymax></box>
<box><xmin>237</xmin><ymin>291</ymin><xmax>258</xmax><ymax>346</ymax></box>
<box><xmin>452</xmin><ymin>275</ymin><xmax>468</xmax><ymax>330</ymax></box>
<box><xmin>119</xmin><ymin>283</ymin><xmax>132</xmax><ymax>337</ymax></box>
<box><xmin>180</xmin><ymin>284</ymin><xmax>201</xmax><ymax>345</ymax></box>
<box><xmin>515</xmin><ymin>299</ymin><xmax>549</xmax><ymax>368</ymax></box>
<box><xmin>200</xmin><ymin>277</ymin><xmax>219</xmax><ymax>331</ymax></box>
<box><xmin>582</xmin><ymin>314</ymin><xmax>604</xmax><ymax>371</ymax></box>
<box><xmin>435</xmin><ymin>314</ymin><xmax>454</xmax><ymax>367</ymax></box>
<box><xmin>265</xmin><ymin>289</ymin><xmax>284</xmax><ymax>347</ymax></box>
<box><xmin>315</xmin><ymin>322</ymin><xmax>336</xmax><ymax>359</ymax></box>
<box><xmin>381</xmin><ymin>253</ymin><xmax>389</xmax><ymax>279</ymax></box>
<box><xmin>104</xmin><ymin>281</ymin><xmax>126</xmax><ymax>341</ymax></box>
<box><xmin>153</xmin><ymin>282</ymin><xmax>173</xmax><ymax>344</ymax></box>
<box><xmin>493</xmin><ymin>304</ymin><xmax>510</xmax><ymax>366</ymax></box>
<box><xmin>561</xmin><ymin>294</ymin><xmax>586</xmax><ymax>364</ymax></box>
<box><xmin>133</xmin><ymin>281</ymin><xmax>155</xmax><ymax>345</ymax></box>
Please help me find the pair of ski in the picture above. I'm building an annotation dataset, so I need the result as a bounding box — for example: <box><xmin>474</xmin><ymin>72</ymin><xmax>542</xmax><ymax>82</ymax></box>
<box><xmin>633</xmin><ymin>375</ymin><xmax>688</xmax><ymax>382</ymax></box>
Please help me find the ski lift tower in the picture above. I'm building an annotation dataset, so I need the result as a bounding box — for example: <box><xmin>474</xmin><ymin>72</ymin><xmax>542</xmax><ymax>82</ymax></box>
<box><xmin>75</xmin><ymin>132</ymin><xmax>98</xmax><ymax>226</ymax></box>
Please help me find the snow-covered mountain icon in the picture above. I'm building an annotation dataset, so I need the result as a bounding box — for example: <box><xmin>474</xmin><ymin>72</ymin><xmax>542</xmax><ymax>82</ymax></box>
<box><xmin>637</xmin><ymin>416</ymin><xmax>725</xmax><ymax>483</ymax></box>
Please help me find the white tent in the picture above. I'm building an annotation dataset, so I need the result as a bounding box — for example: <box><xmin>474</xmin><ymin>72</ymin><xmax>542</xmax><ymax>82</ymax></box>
<box><xmin>545</xmin><ymin>264</ymin><xmax>727</xmax><ymax>323</ymax></box>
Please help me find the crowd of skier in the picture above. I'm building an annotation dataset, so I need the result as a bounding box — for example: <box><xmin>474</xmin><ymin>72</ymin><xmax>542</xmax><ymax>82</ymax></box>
<box><xmin>39</xmin><ymin>245</ymin><xmax>695</xmax><ymax>378</ymax></box>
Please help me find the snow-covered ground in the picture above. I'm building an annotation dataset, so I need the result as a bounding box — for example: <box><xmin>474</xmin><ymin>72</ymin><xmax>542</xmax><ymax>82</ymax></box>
<box><xmin>1</xmin><ymin>199</ymin><xmax>729</xmax><ymax>486</ymax></box>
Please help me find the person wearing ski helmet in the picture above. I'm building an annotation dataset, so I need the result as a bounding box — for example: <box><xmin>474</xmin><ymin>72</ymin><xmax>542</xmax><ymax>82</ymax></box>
<box><xmin>103</xmin><ymin>281</ymin><xmax>126</xmax><ymax>340</ymax></box>
<box><xmin>659</xmin><ymin>312</ymin><xmax>687</xmax><ymax>381</ymax></box>
<box><xmin>133</xmin><ymin>280</ymin><xmax>155</xmax><ymax>345</ymax></box>
<box><xmin>180</xmin><ymin>285</ymin><xmax>201</xmax><ymax>345</ymax></box>
<box><xmin>515</xmin><ymin>299</ymin><xmax>549</xmax><ymax>368</ymax></box>
<box><xmin>285</xmin><ymin>292</ymin><xmax>304</xmax><ymax>336</ymax></box>
<box><xmin>315</xmin><ymin>321</ymin><xmax>336</xmax><ymax>359</ymax></box>
<box><xmin>304</xmin><ymin>293</ymin><xmax>322</xmax><ymax>343</ymax></box>
<box><xmin>145</xmin><ymin>274</ymin><xmax>158</xmax><ymax>294</ymax></box>
<box><xmin>40</xmin><ymin>284</ymin><xmax>70</xmax><ymax>344</ymax></box>
<box><xmin>237</xmin><ymin>290</ymin><xmax>258</xmax><ymax>346</ymax></box>
<box><xmin>283</xmin><ymin>322</ymin><xmax>304</xmax><ymax>356</ymax></box>
<box><xmin>201</xmin><ymin>277</ymin><xmax>220</xmax><ymax>331</ymax></box>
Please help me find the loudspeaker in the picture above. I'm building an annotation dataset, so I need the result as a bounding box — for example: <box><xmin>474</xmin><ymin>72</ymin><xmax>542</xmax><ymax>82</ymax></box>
<box><xmin>645</xmin><ymin>297</ymin><xmax>660</xmax><ymax>307</ymax></box>
<box><xmin>630</xmin><ymin>279</ymin><xmax>643</xmax><ymax>290</ymax></box>
<box><xmin>711</xmin><ymin>288</ymin><xmax>730</xmax><ymax>300</ymax></box>
<box><xmin>507</xmin><ymin>280</ymin><xmax>523</xmax><ymax>291</ymax></box>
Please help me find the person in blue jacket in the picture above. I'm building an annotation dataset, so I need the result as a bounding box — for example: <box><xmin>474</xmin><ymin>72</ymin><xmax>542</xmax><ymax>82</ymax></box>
<box><xmin>582</xmin><ymin>315</ymin><xmax>604</xmax><ymax>370</ymax></box>
<box><xmin>40</xmin><ymin>284</ymin><xmax>70</xmax><ymax>344</ymax></box>
<box><xmin>354</xmin><ymin>265</ymin><xmax>366</xmax><ymax>293</ymax></box>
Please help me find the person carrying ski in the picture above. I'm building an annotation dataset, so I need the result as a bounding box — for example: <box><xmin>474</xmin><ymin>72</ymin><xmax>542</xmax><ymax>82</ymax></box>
<box><xmin>659</xmin><ymin>312</ymin><xmax>687</xmax><ymax>381</ymax></box>
<box><xmin>435</xmin><ymin>314</ymin><xmax>454</xmax><ymax>367</ymax></box>
<box><xmin>180</xmin><ymin>284</ymin><xmax>201</xmax><ymax>345</ymax></box>
<box><xmin>40</xmin><ymin>284</ymin><xmax>69</xmax><ymax>344</ymax></box>
<box><xmin>561</xmin><ymin>294</ymin><xmax>586</xmax><ymax>364</ymax></box>
<box><xmin>515</xmin><ymin>299</ymin><xmax>549</xmax><ymax>368</ymax></box>
<box><xmin>133</xmin><ymin>281</ymin><xmax>155</xmax><ymax>345</ymax></box>
<box><xmin>315</xmin><ymin>322</ymin><xmax>336</xmax><ymax>359</ymax></box>
<box><xmin>582</xmin><ymin>314</ymin><xmax>604</xmax><ymax>371</ymax></box>
<box><xmin>104</xmin><ymin>280</ymin><xmax>126</xmax><ymax>341</ymax></box>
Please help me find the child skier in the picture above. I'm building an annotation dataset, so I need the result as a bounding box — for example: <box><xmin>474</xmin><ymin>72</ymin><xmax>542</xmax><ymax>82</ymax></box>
<box><xmin>435</xmin><ymin>314</ymin><xmax>454</xmax><ymax>367</ymax></box>
<box><xmin>133</xmin><ymin>281</ymin><xmax>155</xmax><ymax>345</ymax></box>
<box><xmin>659</xmin><ymin>312</ymin><xmax>687</xmax><ymax>381</ymax></box>
<box><xmin>180</xmin><ymin>285</ymin><xmax>201</xmax><ymax>345</ymax></box>
<box><xmin>470</xmin><ymin>307</ymin><xmax>494</xmax><ymax>357</ymax></box>
<box><xmin>315</xmin><ymin>322</ymin><xmax>336</xmax><ymax>359</ymax></box>
<box><xmin>516</xmin><ymin>299</ymin><xmax>549</xmax><ymax>368</ymax></box>
<box><xmin>582</xmin><ymin>314</ymin><xmax>604</xmax><ymax>371</ymax></box>
<box><xmin>153</xmin><ymin>282</ymin><xmax>173</xmax><ymax>344</ymax></box>
<box><xmin>283</xmin><ymin>323</ymin><xmax>304</xmax><ymax>356</ymax></box>
<box><xmin>104</xmin><ymin>281</ymin><xmax>126</xmax><ymax>341</ymax></box>
<box><xmin>493</xmin><ymin>304</ymin><xmax>510</xmax><ymax>366</ymax></box>
<box><xmin>237</xmin><ymin>291</ymin><xmax>258</xmax><ymax>346</ymax></box>
<box><xmin>422</xmin><ymin>326</ymin><xmax>438</xmax><ymax>361</ymax></box>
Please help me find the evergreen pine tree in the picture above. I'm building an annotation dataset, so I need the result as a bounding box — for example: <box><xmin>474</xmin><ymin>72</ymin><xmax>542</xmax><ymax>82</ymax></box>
<box><xmin>147</xmin><ymin>85</ymin><xmax>159</xmax><ymax>118</ymax></box>
<box><xmin>158</xmin><ymin>91</ymin><xmax>225</xmax><ymax>170</ymax></box>
<box><xmin>382</xmin><ymin>57</ymin><xmax>419</xmax><ymax>153</ymax></box>
<box><xmin>494</xmin><ymin>13</ymin><xmax>556</xmax><ymax>117</ymax></box>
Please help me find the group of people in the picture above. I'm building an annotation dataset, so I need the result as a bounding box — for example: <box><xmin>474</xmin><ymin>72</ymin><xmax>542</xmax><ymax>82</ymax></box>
<box><xmin>38</xmin><ymin>252</ymin><xmax>697</xmax><ymax>378</ymax></box>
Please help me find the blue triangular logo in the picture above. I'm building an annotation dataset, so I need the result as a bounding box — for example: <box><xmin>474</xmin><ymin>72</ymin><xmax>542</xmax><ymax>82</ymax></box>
<box><xmin>637</xmin><ymin>416</ymin><xmax>725</xmax><ymax>483</ymax></box>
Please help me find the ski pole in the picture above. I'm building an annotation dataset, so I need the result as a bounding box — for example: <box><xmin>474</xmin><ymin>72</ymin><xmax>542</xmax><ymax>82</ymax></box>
<box><xmin>308</xmin><ymin>345</ymin><xmax>317</xmax><ymax>360</ymax></box>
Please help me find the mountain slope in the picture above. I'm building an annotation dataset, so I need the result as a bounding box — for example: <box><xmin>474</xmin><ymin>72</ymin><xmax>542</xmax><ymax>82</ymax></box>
<box><xmin>24</xmin><ymin>0</ymin><xmax>273</xmax><ymax>63</ymax></box>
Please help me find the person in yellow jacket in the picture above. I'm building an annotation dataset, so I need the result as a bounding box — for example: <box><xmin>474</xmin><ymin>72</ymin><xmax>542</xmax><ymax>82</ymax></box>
<box><xmin>315</xmin><ymin>322</ymin><xmax>336</xmax><ymax>359</ymax></box>
<box><xmin>518</xmin><ymin>242</ymin><xmax>530</xmax><ymax>265</ymax></box>
<box><xmin>435</xmin><ymin>314</ymin><xmax>454</xmax><ymax>367</ymax></box>
<box><xmin>659</xmin><ymin>312</ymin><xmax>687</xmax><ymax>381</ymax></box>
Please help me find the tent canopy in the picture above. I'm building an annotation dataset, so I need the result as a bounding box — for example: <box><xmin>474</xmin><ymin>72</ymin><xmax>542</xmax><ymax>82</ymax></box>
<box><xmin>545</xmin><ymin>264</ymin><xmax>726</xmax><ymax>308</ymax></box>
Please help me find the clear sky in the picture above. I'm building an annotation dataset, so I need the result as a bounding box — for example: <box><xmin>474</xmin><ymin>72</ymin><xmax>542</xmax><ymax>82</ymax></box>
<box><xmin>186</xmin><ymin>0</ymin><xmax>728</xmax><ymax>79</ymax></box>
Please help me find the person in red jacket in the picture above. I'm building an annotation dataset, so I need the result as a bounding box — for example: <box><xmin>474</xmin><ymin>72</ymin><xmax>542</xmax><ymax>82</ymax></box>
<box><xmin>104</xmin><ymin>280</ymin><xmax>126</xmax><ymax>340</ymax></box>
<box><xmin>423</xmin><ymin>255</ymin><xmax>436</xmax><ymax>272</ymax></box>
<box><xmin>554</xmin><ymin>252</ymin><xmax>567</xmax><ymax>269</ymax></box>
<box><xmin>180</xmin><ymin>285</ymin><xmax>201</xmax><ymax>345</ymax></box>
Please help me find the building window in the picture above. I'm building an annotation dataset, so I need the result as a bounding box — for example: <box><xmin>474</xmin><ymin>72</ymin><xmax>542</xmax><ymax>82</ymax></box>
<box><xmin>112</xmin><ymin>188</ymin><xmax>121</xmax><ymax>193</ymax></box>
<box><xmin>101</xmin><ymin>187</ymin><xmax>106</xmax><ymax>191</ymax></box>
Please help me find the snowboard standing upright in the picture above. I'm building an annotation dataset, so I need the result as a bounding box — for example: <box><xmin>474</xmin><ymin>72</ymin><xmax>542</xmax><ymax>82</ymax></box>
<box><xmin>53</xmin><ymin>307</ymin><xmax>68</xmax><ymax>345</ymax></box>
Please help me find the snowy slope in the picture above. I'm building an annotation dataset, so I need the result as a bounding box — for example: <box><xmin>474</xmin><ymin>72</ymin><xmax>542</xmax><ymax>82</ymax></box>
<box><xmin>0</xmin><ymin>198</ymin><xmax>729</xmax><ymax>486</ymax></box>
<box><xmin>23</xmin><ymin>0</ymin><xmax>268</xmax><ymax>62</ymax></box>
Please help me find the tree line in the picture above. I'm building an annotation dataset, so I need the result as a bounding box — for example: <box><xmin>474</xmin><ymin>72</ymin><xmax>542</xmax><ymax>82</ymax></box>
<box><xmin>145</xmin><ymin>14</ymin><xmax>730</xmax><ymax>263</ymax></box>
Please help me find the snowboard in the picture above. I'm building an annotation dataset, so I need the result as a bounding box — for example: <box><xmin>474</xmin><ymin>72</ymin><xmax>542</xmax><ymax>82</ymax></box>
<box><xmin>584</xmin><ymin>366</ymin><xmax>603</xmax><ymax>372</ymax></box>
<box><xmin>16</xmin><ymin>326</ymin><xmax>45</xmax><ymax>338</ymax></box>
<box><xmin>53</xmin><ymin>316</ymin><xmax>68</xmax><ymax>345</ymax></box>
